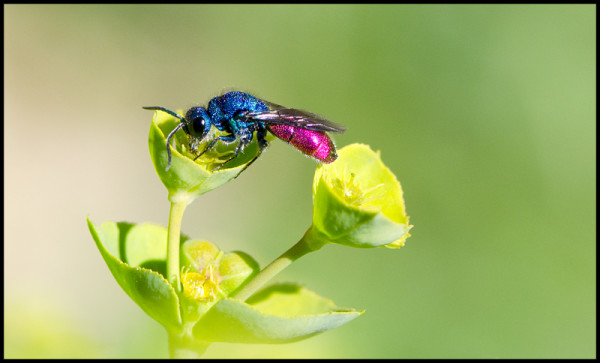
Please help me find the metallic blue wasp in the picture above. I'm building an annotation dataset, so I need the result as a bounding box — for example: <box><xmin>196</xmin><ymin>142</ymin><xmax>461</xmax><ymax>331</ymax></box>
<box><xmin>143</xmin><ymin>91</ymin><xmax>346</xmax><ymax>173</ymax></box>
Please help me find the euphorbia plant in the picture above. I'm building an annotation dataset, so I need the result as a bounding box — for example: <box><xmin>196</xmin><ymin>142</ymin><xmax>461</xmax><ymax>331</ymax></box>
<box><xmin>88</xmin><ymin>109</ymin><xmax>412</xmax><ymax>358</ymax></box>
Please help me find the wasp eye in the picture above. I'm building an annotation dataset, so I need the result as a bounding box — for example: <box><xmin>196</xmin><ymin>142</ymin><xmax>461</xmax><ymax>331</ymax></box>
<box><xmin>185</xmin><ymin>107</ymin><xmax>211</xmax><ymax>138</ymax></box>
<box><xmin>190</xmin><ymin>117</ymin><xmax>206</xmax><ymax>137</ymax></box>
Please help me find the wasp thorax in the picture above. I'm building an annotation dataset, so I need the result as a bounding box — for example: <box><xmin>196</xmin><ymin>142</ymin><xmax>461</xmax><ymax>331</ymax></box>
<box><xmin>185</xmin><ymin>107</ymin><xmax>212</xmax><ymax>138</ymax></box>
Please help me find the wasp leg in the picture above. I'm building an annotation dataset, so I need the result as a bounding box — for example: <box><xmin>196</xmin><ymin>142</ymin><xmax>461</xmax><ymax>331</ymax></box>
<box><xmin>193</xmin><ymin>134</ymin><xmax>236</xmax><ymax>161</ymax></box>
<box><xmin>232</xmin><ymin>128</ymin><xmax>270</xmax><ymax>178</ymax></box>
<box><xmin>212</xmin><ymin>140</ymin><xmax>246</xmax><ymax>171</ymax></box>
<box><xmin>213</xmin><ymin>126</ymin><xmax>255</xmax><ymax>171</ymax></box>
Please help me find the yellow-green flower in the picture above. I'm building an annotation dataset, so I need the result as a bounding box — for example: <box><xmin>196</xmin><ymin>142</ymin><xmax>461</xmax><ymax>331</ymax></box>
<box><xmin>309</xmin><ymin>143</ymin><xmax>412</xmax><ymax>248</ymax></box>
<box><xmin>180</xmin><ymin>240</ymin><xmax>259</xmax><ymax>301</ymax></box>
<box><xmin>181</xmin><ymin>265</ymin><xmax>220</xmax><ymax>301</ymax></box>
<box><xmin>148</xmin><ymin>110</ymin><xmax>262</xmax><ymax>204</ymax></box>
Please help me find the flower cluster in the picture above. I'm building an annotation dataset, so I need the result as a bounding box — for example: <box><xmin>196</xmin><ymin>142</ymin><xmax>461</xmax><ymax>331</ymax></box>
<box><xmin>88</xmin><ymin>110</ymin><xmax>412</xmax><ymax>357</ymax></box>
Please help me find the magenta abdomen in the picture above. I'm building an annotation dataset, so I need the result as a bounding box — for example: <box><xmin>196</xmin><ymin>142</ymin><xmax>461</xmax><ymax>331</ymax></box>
<box><xmin>268</xmin><ymin>124</ymin><xmax>337</xmax><ymax>163</ymax></box>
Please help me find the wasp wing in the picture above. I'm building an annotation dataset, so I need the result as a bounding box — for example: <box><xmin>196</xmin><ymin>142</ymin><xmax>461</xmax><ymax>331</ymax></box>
<box><xmin>244</xmin><ymin>107</ymin><xmax>346</xmax><ymax>133</ymax></box>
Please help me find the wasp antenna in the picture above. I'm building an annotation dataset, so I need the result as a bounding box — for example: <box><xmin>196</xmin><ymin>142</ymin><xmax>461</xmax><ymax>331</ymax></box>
<box><xmin>143</xmin><ymin>106</ymin><xmax>187</xmax><ymax>171</ymax></box>
<box><xmin>142</xmin><ymin>106</ymin><xmax>186</xmax><ymax>122</ymax></box>
<box><xmin>165</xmin><ymin>122</ymin><xmax>185</xmax><ymax>171</ymax></box>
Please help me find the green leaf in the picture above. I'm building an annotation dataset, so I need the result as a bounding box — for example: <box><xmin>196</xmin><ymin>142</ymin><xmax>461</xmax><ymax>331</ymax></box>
<box><xmin>87</xmin><ymin>218</ymin><xmax>183</xmax><ymax>333</ymax></box>
<box><xmin>192</xmin><ymin>283</ymin><xmax>363</xmax><ymax>344</ymax></box>
<box><xmin>148</xmin><ymin>111</ymin><xmax>261</xmax><ymax>203</ymax></box>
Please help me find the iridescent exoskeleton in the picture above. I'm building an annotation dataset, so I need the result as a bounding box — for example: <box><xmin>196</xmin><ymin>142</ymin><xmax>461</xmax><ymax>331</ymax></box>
<box><xmin>144</xmin><ymin>91</ymin><xmax>346</xmax><ymax>173</ymax></box>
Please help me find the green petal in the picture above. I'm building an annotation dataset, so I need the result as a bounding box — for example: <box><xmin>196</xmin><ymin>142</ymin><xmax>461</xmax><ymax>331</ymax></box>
<box><xmin>218</xmin><ymin>251</ymin><xmax>260</xmax><ymax>296</ymax></box>
<box><xmin>148</xmin><ymin>111</ymin><xmax>257</xmax><ymax>203</ymax></box>
<box><xmin>87</xmin><ymin>218</ymin><xmax>182</xmax><ymax>333</ymax></box>
<box><xmin>192</xmin><ymin>283</ymin><xmax>362</xmax><ymax>344</ymax></box>
<box><xmin>181</xmin><ymin>240</ymin><xmax>221</xmax><ymax>272</ymax></box>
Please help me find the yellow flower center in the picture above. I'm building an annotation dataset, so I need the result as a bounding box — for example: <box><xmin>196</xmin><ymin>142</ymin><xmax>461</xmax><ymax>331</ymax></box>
<box><xmin>331</xmin><ymin>169</ymin><xmax>384</xmax><ymax>208</ymax></box>
<box><xmin>181</xmin><ymin>264</ymin><xmax>220</xmax><ymax>301</ymax></box>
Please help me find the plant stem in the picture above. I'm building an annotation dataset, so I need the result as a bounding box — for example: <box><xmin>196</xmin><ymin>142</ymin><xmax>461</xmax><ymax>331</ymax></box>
<box><xmin>168</xmin><ymin>332</ymin><xmax>209</xmax><ymax>358</ymax></box>
<box><xmin>232</xmin><ymin>228</ymin><xmax>325</xmax><ymax>301</ymax></box>
<box><xmin>167</xmin><ymin>198</ymin><xmax>188</xmax><ymax>292</ymax></box>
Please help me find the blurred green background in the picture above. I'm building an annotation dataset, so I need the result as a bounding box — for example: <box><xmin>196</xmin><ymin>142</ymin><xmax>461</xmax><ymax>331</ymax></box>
<box><xmin>4</xmin><ymin>4</ymin><xmax>595</xmax><ymax>358</ymax></box>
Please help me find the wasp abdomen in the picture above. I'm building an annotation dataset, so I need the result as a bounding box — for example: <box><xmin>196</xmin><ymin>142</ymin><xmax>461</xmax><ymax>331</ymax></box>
<box><xmin>268</xmin><ymin>124</ymin><xmax>337</xmax><ymax>163</ymax></box>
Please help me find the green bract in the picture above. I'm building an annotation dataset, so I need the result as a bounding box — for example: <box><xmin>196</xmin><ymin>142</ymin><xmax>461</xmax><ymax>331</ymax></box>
<box><xmin>309</xmin><ymin>143</ymin><xmax>412</xmax><ymax>248</ymax></box>
<box><xmin>148</xmin><ymin>110</ymin><xmax>262</xmax><ymax>204</ymax></box>
<box><xmin>88</xmin><ymin>218</ymin><xmax>362</xmax><ymax>355</ymax></box>
<box><xmin>88</xmin><ymin>219</ymin><xmax>183</xmax><ymax>333</ymax></box>
<box><xmin>194</xmin><ymin>284</ymin><xmax>362</xmax><ymax>344</ymax></box>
